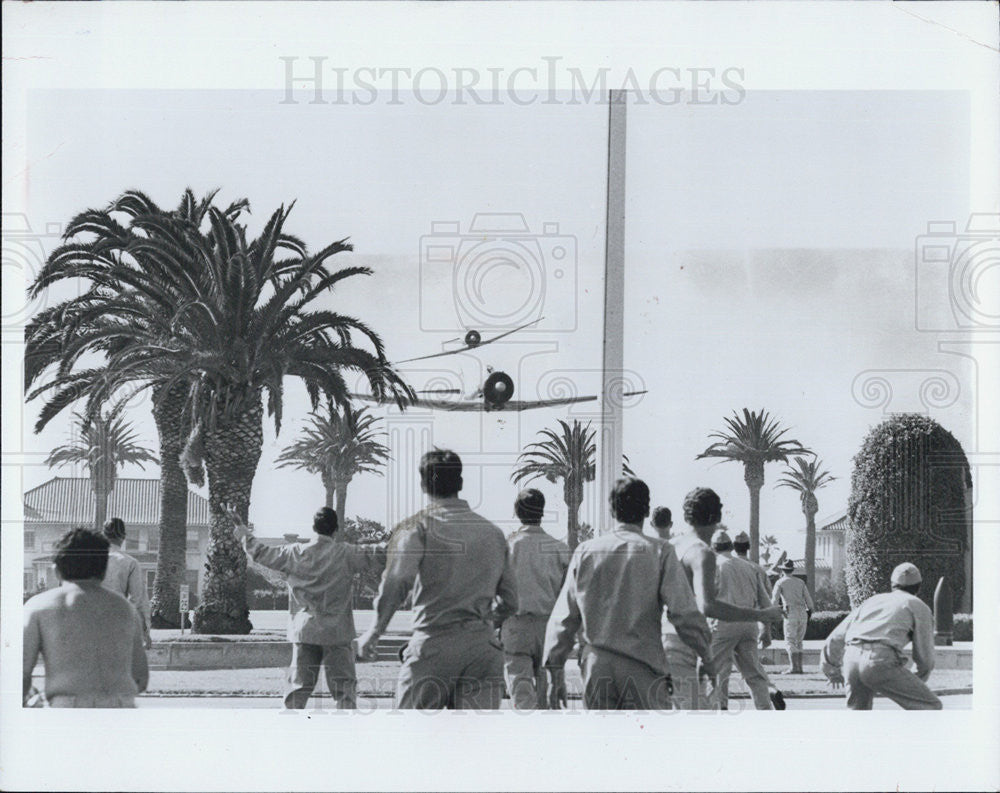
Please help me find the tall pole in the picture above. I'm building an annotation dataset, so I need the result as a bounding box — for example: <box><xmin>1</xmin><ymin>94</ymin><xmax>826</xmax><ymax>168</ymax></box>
<box><xmin>597</xmin><ymin>90</ymin><xmax>627</xmax><ymax>533</ymax></box>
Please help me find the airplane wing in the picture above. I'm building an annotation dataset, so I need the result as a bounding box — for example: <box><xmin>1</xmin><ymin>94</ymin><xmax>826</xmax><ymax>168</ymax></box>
<box><xmin>350</xmin><ymin>390</ymin><xmax>646</xmax><ymax>412</ymax></box>
<box><xmin>392</xmin><ymin>317</ymin><xmax>544</xmax><ymax>365</ymax></box>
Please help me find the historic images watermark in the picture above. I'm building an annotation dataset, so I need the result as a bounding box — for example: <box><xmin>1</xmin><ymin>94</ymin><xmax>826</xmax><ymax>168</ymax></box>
<box><xmin>279</xmin><ymin>56</ymin><xmax>746</xmax><ymax>107</ymax></box>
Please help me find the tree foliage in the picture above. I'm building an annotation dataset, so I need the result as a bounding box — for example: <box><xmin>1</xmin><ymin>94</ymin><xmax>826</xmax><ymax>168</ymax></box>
<box><xmin>846</xmin><ymin>413</ymin><xmax>971</xmax><ymax>609</ymax></box>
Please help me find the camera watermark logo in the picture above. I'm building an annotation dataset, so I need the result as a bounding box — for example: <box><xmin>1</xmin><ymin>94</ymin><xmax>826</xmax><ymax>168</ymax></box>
<box><xmin>915</xmin><ymin>214</ymin><xmax>1000</xmax><ymax>332</ymax></box>
<box><xmin>2</xmin><ymin>213</ymin><xmax>62</xmax><ymax>332</ymax></box>
<box><xmin>420</xmin><ymin>213</ymin><xmax>577</xmax><ymax>333</ymax></box>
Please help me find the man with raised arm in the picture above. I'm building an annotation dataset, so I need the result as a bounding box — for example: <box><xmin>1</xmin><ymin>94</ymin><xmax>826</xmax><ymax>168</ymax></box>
<box><xmin>232</xmin><ymin>505</ymin><xmax>384</xmax><ymax>709</ymax></box>
<box><xmin>356</xmin><ymin>449</ymin><xmax>518</xmax><ymax>710</ymax></box>
<box><xmin>664</xmin><ymin>487</ymin><xmax>783</xmax><ymax>709</ymax></box>
<box><xmin>543</xmin><ymin>478</ymin><xmax>712</xmax><ymax>710</ymax></box>
<box><xmin>822</xmin><ymin>562</ymin><xmax>941</xmax><ymax>710</ymax></box>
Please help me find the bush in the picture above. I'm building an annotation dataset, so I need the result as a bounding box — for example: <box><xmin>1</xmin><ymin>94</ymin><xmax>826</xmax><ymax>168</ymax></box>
<box><xmin>813</xmin><ymin>578</ymin><xmax>851</xmax><ymax>611</ymax></box>
<box><xmin>771</xmin><ymin>610</ymin><xmax>850</xmax><ymax>641</ymax></box>
<box><xmin>954</xmin><ymin>613</ymin><xmax>973</xmax><ymax>641</ymax></box>
<box><xmin>846</xmin><ymin>414</ymin><xmax>971</xmax><ymax>609</ymax></box>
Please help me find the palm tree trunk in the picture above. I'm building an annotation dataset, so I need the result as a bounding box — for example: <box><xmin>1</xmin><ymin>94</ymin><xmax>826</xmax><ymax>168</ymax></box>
<box><xmin>565</xmin><ymin>477</ymin><xmax>582</xmax><ymax>550</ymax></box>
<box><xmin>150</xmin><ymin>384</ymin><xmax>189</xmax><ymax>628</ymax></box>
<box><xmin>192</xmin><ymin>397</ymin><xmax>263</xmax><ymax>635</ymax></box>
<box><xmin>335</xmin><ymin>481</ymin><xmax>348</xmax><ymax>525</ymax></box>
<box><xmin>745</xmin><ymin>461</ymin><xmax>765</xmax><ymax>563</ymax></box>
<box><xmin>805</xmin><ymin>504</ymin><xmax>817</xmax><ymax>596</ymax></box>
<box><xmin>94</xmin><ymin>486</ymin><xmax>109</xmax><ymax>531</ymax></box>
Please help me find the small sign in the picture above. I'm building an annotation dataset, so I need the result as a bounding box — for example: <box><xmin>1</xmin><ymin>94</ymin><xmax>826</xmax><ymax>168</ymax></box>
<box><xmin>179</xmin><ymin>584</ymin><xmax>190</xmax><ymax>613</ymax></box>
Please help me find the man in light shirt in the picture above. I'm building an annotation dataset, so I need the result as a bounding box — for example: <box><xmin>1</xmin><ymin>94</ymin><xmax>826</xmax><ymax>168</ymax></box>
<box><xmin>232</xmin><ymin>505</ymin><xmax>384</xmax><ymax>709</ymax></box>
<box><xmin>501</xmin><ymin>488</ymin><xmax>570</xmax><ymax>709</ymax></box>
<box><xmin>772</xmin><ymin>559</ymin><xmax>815</xmax><ymax>673</ymax></box>
<box><xmin>543</xmin><ymin>478</ymin><xmax>713</xmax><ymax>710</ymax></box>
<box><xmin>708</xmin><ymin>528</ymin><xmax>773</xmax><ymax>710</ymax></box>
<box><xmin>665</xmin><ymin>488</ymin><xmax>783</xmax><ymax>709</ymax></box>
<box><xmin>357</xmin><ymin>449</ymin><xmax>518</xmax><ymax>710</ymax></box>
<box><xmin>23</xmin><ymin>528</ymin><xmax>148</xmax><ymax>708</ymax></box>
<box><xmin>101</xmin><ymin>517</ymin><xmax>152</xmax><ymax>648</ymax></box>
<box><xmin>733</xmin><ymin>530</ymin><xmax>772</xmax><ymax>649</ymax></box>
<box><xmin>822</xmin><ymin>562</ymin><xmax>941</xmax><ymax>710</ymax></box>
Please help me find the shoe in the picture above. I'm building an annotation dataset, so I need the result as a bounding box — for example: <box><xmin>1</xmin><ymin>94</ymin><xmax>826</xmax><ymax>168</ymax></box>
<box><xmin>769</xmin><ymin>689</ymin><xmax>786</xmax><ymax>710</ymax></box>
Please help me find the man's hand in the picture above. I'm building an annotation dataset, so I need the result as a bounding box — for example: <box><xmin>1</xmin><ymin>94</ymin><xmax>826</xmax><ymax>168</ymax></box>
<box><xmin>826</xmin><ymin>670</ymin><xmax>844</xmax><ymax>690</ymax></box>
<box><xmin>759</xmin><ymin>635</ymin><xmax>772</xmax><ymax>649</ymax></box>
<box><xmin>759</xmin><ymin>605</ymin><xmax>784</xmax><ymax>623</ymax></box>
<box><xmin>548</xmin><ymin>668</ymin><xmax>567</xmax><ymax>709</ymax></box>
<box><xmin>356</xmin><ymin>628</ymin><xmax>380</xmax><ymax>662</ymax></box>
<box><xmin>700</xmin><ymin>653</ymin><xmax>721</xmax><ymax>681</ymax></box>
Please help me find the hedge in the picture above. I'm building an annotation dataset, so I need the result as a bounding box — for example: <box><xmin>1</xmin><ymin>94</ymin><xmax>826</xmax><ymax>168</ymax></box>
<box><xmin>770</xmin><ymin>611</ymin><xmax>973</xmax><ymax>641</ymax></box>
<box><xmin>846</xmin><ymin>413</ymin><xmax>971</xmax><ymax>610</ymax></box>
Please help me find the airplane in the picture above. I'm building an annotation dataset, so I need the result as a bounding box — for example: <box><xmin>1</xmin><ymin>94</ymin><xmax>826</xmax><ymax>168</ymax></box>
<box><xmin>352</xmin><ymin>320</ymin><xmax>646</xmax><ymax>412</ymax></box>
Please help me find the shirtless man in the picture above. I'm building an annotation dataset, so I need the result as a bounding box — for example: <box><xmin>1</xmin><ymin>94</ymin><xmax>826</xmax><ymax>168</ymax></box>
<box><xmin>23</xmin><ymin>528</ymin><xmax>148</xmax><ymax>708</ymax></box>
<box><xmin>663</xmin><ymin>488</ymin><xmax>783</xmax><ymax>709</ymax></box>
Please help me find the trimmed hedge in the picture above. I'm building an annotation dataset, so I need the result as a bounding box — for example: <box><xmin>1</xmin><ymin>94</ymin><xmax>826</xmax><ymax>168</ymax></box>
<box><xmin>770</xmin><ymin>611</ymin><xmax>973</xmax><ymax>641</ymax></box>
<box><xmin>846</xmin><ymin>414</ymin><xmax>971</xmax><ymax>610</ymax></box>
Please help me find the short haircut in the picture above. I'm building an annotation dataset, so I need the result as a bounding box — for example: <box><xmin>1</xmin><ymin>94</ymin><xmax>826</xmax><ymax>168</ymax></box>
<box><xmin>651</xmin><ymin>506</ymin><xmax>672</xmax><ymax>530</ymax></box>
<box><xmin>683</xmin><ymin>487</ymin><xmax>722</xmax><ymax>528</ymax></box>
<box><xmin>54</xmin><ymin>527</ymin><xmax>110</xmax><ymax>582</ymax></box>
<box><xmin>894</xmin><ymin>582</ymin><xmax>921</xmax><ymax>597</ymax></box>
<box><xmin>103</xmin><ymin>517</ymin><xmax>126</xmax><ymax>543</ymax></box>
<box><xmin>733</xmin><ymin>540</ymin><xmax>751</xmax><ymax>554</ymax></box>
<box><xmin>313</xmin><ymin>507</ymin><xmax>338</xmax><ymax>536</ymax></box>
<box><xmin>420</xmin><ymin>449</ymin><xmax>463</xmax><ymax>498</ymax></box>
<box><xmin>609</xmin><ymin>478</ymin><xmax>650</xmax><ymax>525</ymax></box>
<box><xmin>515</xmin><ymin>488</ymin><xmax>545</xmax><ymax>525</ymax></box>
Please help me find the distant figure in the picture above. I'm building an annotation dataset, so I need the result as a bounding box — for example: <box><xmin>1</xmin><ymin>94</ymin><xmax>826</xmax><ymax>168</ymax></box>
<box><xmin>650</xmin><ymin>506</ymin><xmax>673</xmax><ymax>539</ymax></box>
<box><xmin>664</xmin><ymin>488</ymin><xmax>782</xmax><ymax>709</ymax></box>
<box><xmin>357</xmin><ymin>450</ymin><xmax>518</xmax><ymax>710</ymax></box>
<box><xmin>232</xmin><ymin>506</ymin><xmax>384</xmax><ymax>709</ymax></box>
<box><xmin>772</xmin><ymin>559</ymin><xmax>814</xmax><ymax>674</ymax></box>
<box><xmin>501</xmin><ymin>488</ymin><xmax>570</xmax><ymax>709</ymax></box>
<box><xmin>733</xmin><ymin>529</ymin><xmax>773</xmax><ymax>649</ymax></box>
<box><xmin>543</xmin><ymin>478</ymin><xmax>712</xmax><ymax>710</ymax></box>
<box><xmin>23</xmin><ymin>528</ymin><xmax>148</xmax><ymax>708</ymax></box>
<box><xmin>101</xmin><ymin>518</ymin><xmax>152</xmax><ymax>648</ymax></box>
<box><xmin>708</xmin><ymin>528</ymin><xmax>773</xmax><ymax>710</ymax></box>
<box><xmin>822</xmin><ymin>562</ymin><xmax>942</xmax><ymax>710</ymax></box>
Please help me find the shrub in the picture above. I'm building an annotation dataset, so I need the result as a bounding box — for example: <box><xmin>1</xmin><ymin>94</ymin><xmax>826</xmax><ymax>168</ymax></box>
<box><xmin>342</xmin><ymin>517</ymin><xmax>390</xmax><ymax>608</ymax></box>
<box><xmin>771</xmin><ymin>610</ymin><xmax>850</xmax><ymax>641</ymax></box>
<box><xmin>954</xmin><ymin>613</ymin><xmax>973</xmax><ymax>641</ymax></box>
<box><xmin>846</xmin><ymin>414</ymin><xmax>971</xmax><ymax>609</ymax></box>
<box><xmin>813</xmin><ymin>578</ymin><xmax>851</xmax><ymax>611</ymax></box>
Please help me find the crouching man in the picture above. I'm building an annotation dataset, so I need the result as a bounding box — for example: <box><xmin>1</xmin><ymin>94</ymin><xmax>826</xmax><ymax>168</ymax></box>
<box><xmin>822</xmin><ymin>562</ymin><xmax>942</xmax><ymax>710</ymax></box>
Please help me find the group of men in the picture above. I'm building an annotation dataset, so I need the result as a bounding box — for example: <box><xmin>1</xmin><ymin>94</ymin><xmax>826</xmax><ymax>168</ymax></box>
<box><xmin>22</xmin><ymin>448</ymin><xmax>944</xmax><ymax>711</ymax></box>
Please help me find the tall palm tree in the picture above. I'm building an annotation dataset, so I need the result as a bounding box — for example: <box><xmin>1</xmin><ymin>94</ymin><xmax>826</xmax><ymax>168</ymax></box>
<box><xmin>26</xmin><ymin>189</ymin><xmax>249</xmax><ymax>627</ymax></box>
<box><xmin>697</xmin><ymin>408</ymin><xmax>812</xmax><ymax>563</ymax></box>
<box><xmin>45</xmin><ymin>410</ymin><xmax>158</xmax><ymax>529</ymax></box>
<box><xmin>759</xmin><ymin>533</ymin><xmax>780</xmax><ymax>566</ymax></box>
<box><xmin>512</xmin><ymin>420</ymin><xmax>595</xmax><ymax>549</ymax></box>
<box><xmin>29</xmin><ymin>203</ymin><xmax>412</xmax><ymax>633</ymax></box>
<box><xmin>275</xmin><ymin>404</ymin><xmax>390</xmax><ymax>520</ymax></box>
<box><xmin>776</xmin><ymin>455</ymin><xmax>835</xmax><ymax>595</ymax></box>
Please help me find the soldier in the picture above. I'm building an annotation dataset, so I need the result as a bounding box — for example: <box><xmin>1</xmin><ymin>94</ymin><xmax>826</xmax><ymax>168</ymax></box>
<box><xmin>232</xmin><ymin>505</ymin><xmax>384</xmax><ymax>709</ymax></box>
<box><xmin>664</xmin><ymin>488</ymin><xmax>783</xmax><ymax>709</ymax></box>
<box><xmin>733</xmin><ymin>529</ymin><xmax>773</xmax><ymax>649</ymax></box>
<box><xmin>357</xmin><ymin>450</ymin><xmax>518</xmax><ymax>710</ymax></box>
<box><xmin>101</xmin><ymin>518</ymin><xmax>152</xmax><ymax>649</ymax></box>
<box><xmin>501</xmin><ymin>489</ymin><xmax>570</xmax><ymax>709</ymax></box>
<box><xmin>543</xmin><ymin>478</ymin><xmax>713</xmax><ymax>710</ymax></box>
<box><xmin>772</xmin><ymin>559</ymin><xmax>814</xmax><ymax>673</ymax></box>
<box><xmin>822</xmin><ymin>562</ymin><xmax>942</xmax><ymax>710</ymax></box>
<box><xmin>708</xmin><ymin>528</ymin><xmax>773</xmax><ymax>710</ymax></box>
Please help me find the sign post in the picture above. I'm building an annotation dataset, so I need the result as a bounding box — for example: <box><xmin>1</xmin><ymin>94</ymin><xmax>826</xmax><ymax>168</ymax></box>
<box><xmin>179</xmin><ymin>584</ymin><xmax>190</xmax><ymax>634</ymax></box>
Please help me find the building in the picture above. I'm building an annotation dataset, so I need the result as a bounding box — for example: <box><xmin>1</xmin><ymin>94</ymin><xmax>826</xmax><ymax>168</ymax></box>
<box><xmin>23</xmin><ymin>477</ymin><xmax>211</xmax><ymax>599</ymax></box>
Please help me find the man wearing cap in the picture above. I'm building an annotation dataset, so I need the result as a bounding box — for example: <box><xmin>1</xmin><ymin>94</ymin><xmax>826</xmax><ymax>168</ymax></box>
<box><xmin>821</xmin><ymin>562</ymin><xmax>941</xmax><ymax>710</ymax></box>
<box><xmin>544</xmin><ymin>478</ymin><xmax>713</xmax><ymax>710</ymax></box>
<box><xmin>733</xmin><ymin>530</ymin><xmax>773</xmax><ymax>649</ymax></box>
<box><xmin>771</xmin><ymin>559</ymin><xmax>814</xmax><ymax>674</ymax></box>
<box><xmin>501</xmin><ymin>488</ymin><xmax>570</xmax><ymax>709</ymax></box>
<box><xmin>663</xmin><ymin>488</ymin><xmax>783</xmax><ymax>709</ymax></box>
<box><xmin>708</xmin><ymin>528</ymin><xmax>774</xmax><ymax>710</ymax></box>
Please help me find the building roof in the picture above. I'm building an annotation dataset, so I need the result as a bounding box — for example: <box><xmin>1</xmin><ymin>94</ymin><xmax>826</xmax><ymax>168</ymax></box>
<box><xmin>816</xmin><ymin>510</ymin><xmax>848</xmax><ymax>533</ymax></box>
<box><xmin>24</xmin><ymin>477</ymin><xmax>211</xmax><ymax>527</ymax></box>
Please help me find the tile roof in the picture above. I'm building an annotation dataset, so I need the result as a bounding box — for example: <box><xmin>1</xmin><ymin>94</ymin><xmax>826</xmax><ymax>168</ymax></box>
<box><xmin>24</xmin><ymin>477</ymin><xmax>211</xmax><ymax>527</ymax></box>
<box><xmin>817</xmin><ymin>511</ymin><xmax>848</xmax><ymax>533</ymax></box>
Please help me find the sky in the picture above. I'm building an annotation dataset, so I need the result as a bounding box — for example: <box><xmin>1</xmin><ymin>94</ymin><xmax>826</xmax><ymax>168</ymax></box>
<box><xmin>15</xmin><ymin>88</ymin><xmax>975</xmax><ymax>559</ymax></box>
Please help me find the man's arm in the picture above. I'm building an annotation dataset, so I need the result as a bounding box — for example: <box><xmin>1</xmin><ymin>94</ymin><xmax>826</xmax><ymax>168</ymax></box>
<box><xmin>910</xmin><ymin>603</ymin><xmax>936</xmax><ymax>681</ymax></box>
<box><xmin>23</xmin><ymin>608</ymin><xmax>41</xmax><ymax>702</ymax></box>
<box><xmin>821</xmin><ymin>609</ymin><xmax>856</xmax><ymax>683</ymax></box>
<box><xmin>803</xmin><ymin>580</ymin><xmax>815</xmax><ymax>613</ymax></box>
<box><xmin>131</xmin><ymin>610</ymin><xmax>149</xmax><ymax>693</ymax></box>
<box><xmin>126</xmin><ymin>559</ymin><xmax>152</xmax><ymax>641</ymax></box>
<box><xmin>494</xmin><ymin>547</ymin><xmax>519</xmax><ymax>624</ymax></box>
<box><xmin>691</xmin><ymin>549</ymin><xmax>781</xmax><ymax>623</ymax></box>
<box><xmin>660</xmin><ymin>546</ymin><xmax>712</xmax><ymax>664</ymax></box>
<box><xmin>348</xmin><ymin>542</ymin><xmax>388</xmax><ymax>575</ymax></box>
<box><xmin>357</xmin><ymin>523</ymin><xmax>424</xmax><ymax>660</ymax></box>
<box><xmin>542</xmin><ymin>554</ymin><xmax>581</xmax><ymax>671</ymax></box>
<box><xmin>230</xmin><ymin>508</ymin><xmax>296</xmax><ymax>575</ymax></box>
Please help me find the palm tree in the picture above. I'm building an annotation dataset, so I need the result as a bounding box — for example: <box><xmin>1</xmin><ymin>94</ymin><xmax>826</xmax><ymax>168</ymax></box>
<box><xmin>512</xmin><ymin>420</ymin><xmax>595</xmax><ymax>549</ymax></box>
<box><xmin>26</xmin><ymin>189</ymin><xmax>249</xmax><ymax>627</ymax></box>
<box><xmin>759</xmin><ymin>533</ymin><xmax>781</xmax><ymax>566</ymax></box>
<box><xmin>697</xmin><ymin>408</ymin><xmax>812</xmax><ymax>563</ymax></box>
<box><xmin>275</xmin><ymin>404</ymin><xmax>390</xmax><ymax>520</ymax></box>
<box><xmin>29</xmin><ymin>203</ymin><xmax>412</xmax><ymax>633</ymax></box>
<box><xmin>776</xmin><ymin>455</ymin><xmax>835</xmax><ymax>595</ymax></box>
<box><xmin>45</xmin><ymin>410</ymin><xmax>158</xmax><ymax>529</ymax></box>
